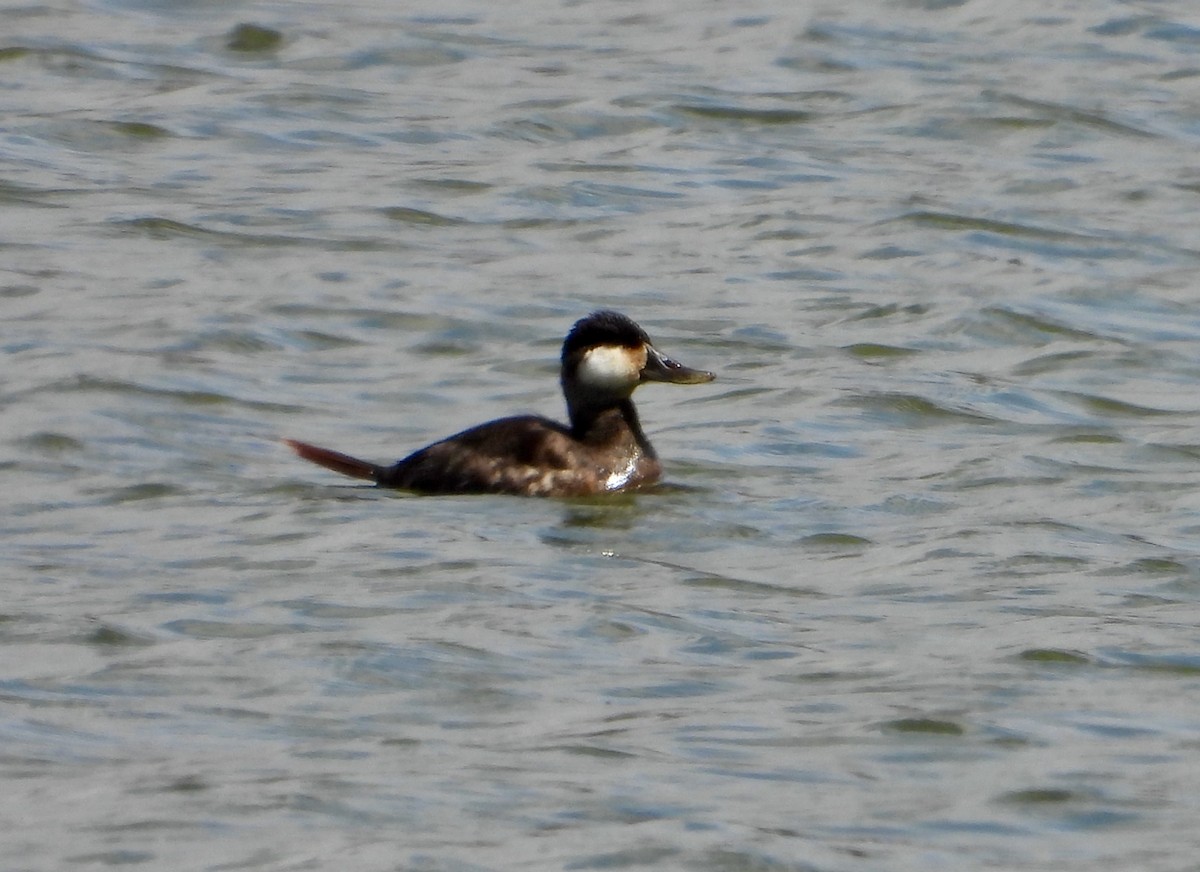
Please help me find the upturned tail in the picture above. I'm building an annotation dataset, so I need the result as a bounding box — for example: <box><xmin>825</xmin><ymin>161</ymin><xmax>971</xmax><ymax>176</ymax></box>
<box><xmin>283</xmin><ymin>439</ymin><xmax>381</xmax><ymax>482</ymax></box>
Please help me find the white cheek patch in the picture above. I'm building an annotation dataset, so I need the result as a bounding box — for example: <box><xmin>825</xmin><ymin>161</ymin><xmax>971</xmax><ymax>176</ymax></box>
<box><xmin>577</xmin><ymin>346</ymin><xmax>639</xmax><ymax>390</ymax></box>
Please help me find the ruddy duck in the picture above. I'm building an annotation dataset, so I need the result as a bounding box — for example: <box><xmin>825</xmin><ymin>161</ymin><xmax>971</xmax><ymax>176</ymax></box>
<box><xmin>285</xmin><ymin>310</ymin><xmax>715</xmax><ymax>496</ymax></box>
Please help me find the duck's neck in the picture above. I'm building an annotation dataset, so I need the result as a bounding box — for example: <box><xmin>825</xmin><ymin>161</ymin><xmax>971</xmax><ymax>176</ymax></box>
<box><xmin>568</xmin><ymin>399</ymin><xmax>656</xmax><ymax>457</ymax></box>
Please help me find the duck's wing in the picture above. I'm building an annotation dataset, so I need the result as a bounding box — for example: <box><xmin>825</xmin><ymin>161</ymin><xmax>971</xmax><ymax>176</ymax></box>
<box><xmin>378</xmin><ymin>416</ymin><xmax>597</xmax><ymax>496</ymax></box>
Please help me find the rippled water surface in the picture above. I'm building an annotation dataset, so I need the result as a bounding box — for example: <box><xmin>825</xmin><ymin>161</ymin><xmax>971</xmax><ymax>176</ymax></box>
<box><xmin>6</xmin><ymin>0</ymin><xmax>1200</xmax><ymax>869</ymax></box>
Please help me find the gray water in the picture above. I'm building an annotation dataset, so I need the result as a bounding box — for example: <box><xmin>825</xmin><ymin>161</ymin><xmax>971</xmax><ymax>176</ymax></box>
<box><xmin>5</xmin><ymin>0</ymin><xmax>1200</xmax><ymax>869</ymax></box>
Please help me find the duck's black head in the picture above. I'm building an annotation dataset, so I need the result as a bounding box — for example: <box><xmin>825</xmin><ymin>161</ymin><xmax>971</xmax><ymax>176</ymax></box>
<box><xmin>562</xmin><ymin>310</ymin><xmax>650</xmax><ymax>362</ymax></box>
<box><xmin>560</xmin><ymin>310</ymin><xmax>714</xmax><ymax>421</ymax></box>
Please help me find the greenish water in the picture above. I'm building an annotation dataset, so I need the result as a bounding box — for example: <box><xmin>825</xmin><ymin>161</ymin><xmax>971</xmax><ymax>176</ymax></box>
<box><xmin>5</xmin><ymin>1</ymin><xmax>1200</xmax><ymax>869</ymax></box>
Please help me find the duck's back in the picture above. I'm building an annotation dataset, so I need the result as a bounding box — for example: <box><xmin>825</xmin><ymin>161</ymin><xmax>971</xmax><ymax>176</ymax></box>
<box><xmin>377</xmin><ymin>415</ymin><xmax>659</xmax><ymax>496</ymax></box>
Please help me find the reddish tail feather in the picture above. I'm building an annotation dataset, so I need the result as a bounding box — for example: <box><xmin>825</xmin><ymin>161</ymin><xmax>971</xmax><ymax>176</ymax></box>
<box><xmin>283</xmin><ymin>439</ymin><xmax>380</xmax><ymax>482</ymax></box>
